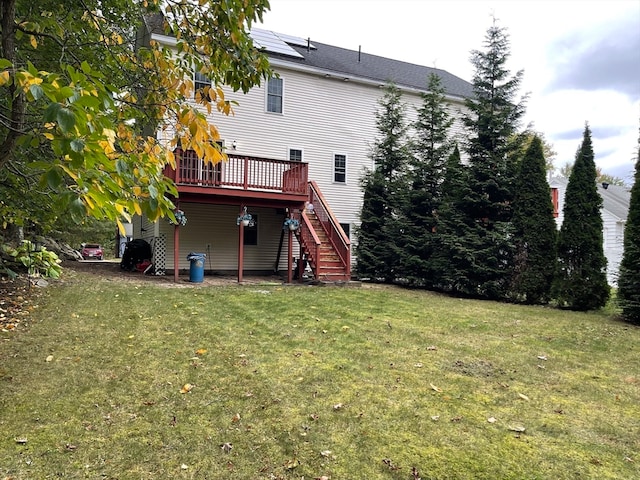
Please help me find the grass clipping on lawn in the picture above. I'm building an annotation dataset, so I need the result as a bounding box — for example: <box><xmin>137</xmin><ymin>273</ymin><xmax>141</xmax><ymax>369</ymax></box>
<box><xmin>1</xmin><ymin>273</ymin><xmax>639</xmax><ymax>480</ymax></box>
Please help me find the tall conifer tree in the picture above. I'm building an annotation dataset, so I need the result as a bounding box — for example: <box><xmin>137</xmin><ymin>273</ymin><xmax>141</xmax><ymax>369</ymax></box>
<box><xmin>454</xmin><ymin>21</ymin><xmax>526</xmax><ymax>299</ymax></box>
<box><xmin>430</xmin><ymin>145</ymin><xmax>476</xmax><ymax>293</ymax></box>
<box><xmin>511</xmin><ymin>136</ymin><xmax>557</xmax><ymax>304</ymax></box>
<box><xmin>356</xmin><ymin>83</ymin><xmax>411</xmax><ymax>282</ymax></box>
<box><xmin>552</xmin><ymin>124</ymin><xmax>609</xmax><ymax>310</ymax></box>
<box><xmin>617</xmin><ymin>134</ymin><xmax>640</xmax><ymax>323</ymax></box>
<box><xmin>400</xmin><ymin>73</ymin><xmax>454</xmax><ymax>286</ymax></box>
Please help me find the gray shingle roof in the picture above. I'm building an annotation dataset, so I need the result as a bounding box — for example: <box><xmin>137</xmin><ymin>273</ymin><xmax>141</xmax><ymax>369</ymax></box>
<box><xmin>598</xmin><ymin>183</ymin><xmax>631</xmax><ymax>220</ymax></box>
<box><xmin>277</xmin><ymin>38</ymin><xmax>473</xmax><ymax>99</ymax></box>
<box><xmin>142</xmin><ymin>14</ymin><xmax>473</xmax><ymax>100</ymax></box>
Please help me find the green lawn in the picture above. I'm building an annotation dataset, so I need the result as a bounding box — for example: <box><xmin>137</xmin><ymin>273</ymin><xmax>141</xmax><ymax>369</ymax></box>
<box><xmin>1</xmin><ymin>270</ymin><xmax>639</xmax><ymax>479</ymax></box>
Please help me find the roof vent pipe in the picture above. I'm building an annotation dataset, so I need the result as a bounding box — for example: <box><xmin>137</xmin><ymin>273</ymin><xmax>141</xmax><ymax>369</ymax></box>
<box><xmin>307</xmin><ymin>37</ymin><xmax>310</xmax><ymax>52</ymax></box>
<box><xmin>358</xmin><ymin>45</ymin><xmax>361</xmax><ymax>62</ymax></box>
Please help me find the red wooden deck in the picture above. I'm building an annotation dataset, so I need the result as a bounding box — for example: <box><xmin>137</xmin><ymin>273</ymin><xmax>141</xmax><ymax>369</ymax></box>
<box><xmin>164</xmin><ymin>149</ymin><xmax>309</xmax><ymax>204</ymax></box>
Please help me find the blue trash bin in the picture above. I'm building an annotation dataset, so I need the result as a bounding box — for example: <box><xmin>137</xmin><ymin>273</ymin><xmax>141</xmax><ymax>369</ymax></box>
<box><xmin>187</xmin><ymin>253</ymin><xmax>206</xmax><ymax>283</ymax></box>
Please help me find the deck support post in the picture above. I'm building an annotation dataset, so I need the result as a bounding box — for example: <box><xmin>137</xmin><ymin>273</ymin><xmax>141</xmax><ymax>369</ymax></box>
<box><xmin>173</xmin><ymin>224</ymin><xmax>179</xmax><ymax>283</ymax></box>
<box><xmin>238</xmin><ymin>209</ymin><xmax>244</xmax><ymax>283</ymax></box>
<box><xmin>287</xmin><ymin>226</ymin><xmax>293</xmax><ymax>284</ymax></box>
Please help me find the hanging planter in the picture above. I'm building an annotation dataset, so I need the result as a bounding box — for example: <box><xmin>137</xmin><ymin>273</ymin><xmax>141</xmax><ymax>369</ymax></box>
<box><xmin>169</xmin><ymin>209</ymin><xmax>187</xmax><ymax>226</ymax></box>
<box><xmin>283</xmin><ymin>218</ymin><xmax>300</xmax><ymax>231</ymax></box>
<box><xmin>236</xmin><ymin>207</ymin><xmax>254</xmax><ymax>227</ymax></box>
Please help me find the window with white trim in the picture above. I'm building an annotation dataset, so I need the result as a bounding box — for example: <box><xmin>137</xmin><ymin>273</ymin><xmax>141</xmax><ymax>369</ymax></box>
<box><xmin>267</xmin><ymin>77</ymin><xmax>283</xmax><ymax>113</ymax></box>
<box><xmin>334</xmin><ymin>153</ymin><xmax>346</xmax><ymax>183</ymax></box>
<box><xmin>194</xmin><ymin>71</ymin><xmax>212</xmax><ymax>100</ymax></box>
<box><xmin>289</xmin><ymin>148</ymin><xmax>303</xmax><ymax>162</ymax></box>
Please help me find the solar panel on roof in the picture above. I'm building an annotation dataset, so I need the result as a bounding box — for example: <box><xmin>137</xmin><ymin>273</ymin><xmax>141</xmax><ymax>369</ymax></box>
<box><xmin>273</xmin><ymin>32</ymin><xmax>316</xmax><ymax>50</ymax></box>
<box><xmin>251</xmin><ymin>29</ymin><xmax>304</xmax><ymax>58</ymax></box>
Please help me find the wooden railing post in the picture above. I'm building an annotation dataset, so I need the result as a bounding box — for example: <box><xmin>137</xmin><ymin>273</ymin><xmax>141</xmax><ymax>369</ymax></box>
<box><xmin>243</xmin><ymin>156</ymin><xmax>249</xmax><ymax>190</ymax></box>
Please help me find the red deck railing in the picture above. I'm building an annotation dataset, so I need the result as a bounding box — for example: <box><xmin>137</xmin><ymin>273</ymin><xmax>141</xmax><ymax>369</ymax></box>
<box><xmin>166</xmin><ymin>149</ymin><xmax>308</xmax><ymax>195</ymax></box>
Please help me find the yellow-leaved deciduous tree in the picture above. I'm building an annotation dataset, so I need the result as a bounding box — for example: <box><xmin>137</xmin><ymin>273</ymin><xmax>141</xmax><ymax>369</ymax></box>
<box><xmin>0</xmin><ymin>0</ymin><xmax>272</xmax><ymax>233</ymax></box>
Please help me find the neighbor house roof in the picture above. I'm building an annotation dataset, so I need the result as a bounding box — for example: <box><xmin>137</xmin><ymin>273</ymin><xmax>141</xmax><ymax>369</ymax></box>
<box><xmin>598</xmin><ymin>182</ymin><xmax>631</xmax><ymax>221</ymax></box>
<box><xmin>142</xmin><ymin>15</ymin><xmax>473</xmax><ymax>100</ymax></box>
<box><xmin>550</xmin><ymin>176</ymin><xmax>631</xmax><ymax>221</ymax></box>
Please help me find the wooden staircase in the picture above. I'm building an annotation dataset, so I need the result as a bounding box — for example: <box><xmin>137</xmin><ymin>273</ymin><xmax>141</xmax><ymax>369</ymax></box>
<box><xmin>293</xmin><ymin>181</ymin><xmax>351</xmax><ymax>283</ymax></box>
<box><xmin>302</xmin><ymin>212</ymin><xmax>350</xmax><ymax>282</ymax></box>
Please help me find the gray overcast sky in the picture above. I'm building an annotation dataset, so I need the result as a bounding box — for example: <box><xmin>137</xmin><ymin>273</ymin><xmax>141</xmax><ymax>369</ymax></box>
<box><xmin>259</xmin><ymin>0</ymin><xmax>640</xmax><ymax>181</ymax></box>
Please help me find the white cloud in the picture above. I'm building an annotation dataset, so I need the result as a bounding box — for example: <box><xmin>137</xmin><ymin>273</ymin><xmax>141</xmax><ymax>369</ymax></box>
<box><xmin>260</xmin><ymin>0</ymin><xmax>639</xmax><ymax>179</ymax></box>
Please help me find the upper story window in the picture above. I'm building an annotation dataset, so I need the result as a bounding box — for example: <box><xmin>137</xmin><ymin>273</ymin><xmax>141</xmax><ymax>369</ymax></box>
<box><xmin>289</xmin><ymin>148</ymin><xmax>303</xmax><ymax>162</ymax></box>
<box><xmin>267</xmin><ymin>77</ymin><xmax>283</xmax><ymax>113</ymax></box>
<box><xmin>334</xmin><ymin>153</ymin><xmax>346</xmax><ymax>183</ymax></box>
<box><xmin>194</xmin><ymin>71</ymin><xmax>212</xmax><ymax>100</ymax></box>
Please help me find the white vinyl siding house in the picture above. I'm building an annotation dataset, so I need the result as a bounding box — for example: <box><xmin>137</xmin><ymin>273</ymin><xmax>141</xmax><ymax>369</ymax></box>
<box><xmin>138</xmin><ymin>17</ymin><xmax>473</xmax><ymax>277</ymax></box>
<box><xmin>208</xmin><ymin>65</ymin><xmax>469</xmax><ymax>233</ymax></box>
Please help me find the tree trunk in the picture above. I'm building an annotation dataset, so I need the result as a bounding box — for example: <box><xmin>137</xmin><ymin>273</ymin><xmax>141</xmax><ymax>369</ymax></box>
<box><xmin>0</xmin><ymin>0</ymin><xmax>25</xmax><ymax>172</ymax></box>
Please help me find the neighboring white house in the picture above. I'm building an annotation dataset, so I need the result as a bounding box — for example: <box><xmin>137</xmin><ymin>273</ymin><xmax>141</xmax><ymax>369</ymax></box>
<box><xmin>549</xmin><ymin>177</ymin><xmax>631</xmax><ymax>285</ymax></box>
<box><xmin>135</xmin><ymin>16</ymin><xmax>473</xmax><ymax>281</ymax></box>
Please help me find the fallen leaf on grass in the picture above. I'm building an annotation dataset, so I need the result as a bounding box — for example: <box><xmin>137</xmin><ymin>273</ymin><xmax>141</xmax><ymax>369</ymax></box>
<box><xmin>382</xmin><ymin>458</ymin><xmax>401</xmax><ymax>471</ymax></box>
<box><xmin>181</xmin><ymin>464</ymin><xmax>189</xmax><ymax>470</ymax></box>
<box><xmin>518</xmin><ymin>393</ymin><xmax>530</xmax><ymax>401</ymax></box>
<box><xmin>180</xmin><ymin>383</ymin><xmax>193</xmax><ymax>394</ymax></box>
<box><xmin>537</xmin><ymin>355</ymin><xmax>548</xmax><ymax>361</ymax></box>
<box><xmin>65</xmin><ymin>443</ymin><xmax>77</xmax><ymax>451</ymax></box>
<box><xmin>430</xmin><ymin>383</ymin><xmax>442</xmax><ymax>393</ymax></box>
<box><xmin>15</xmin><ymin>437</ymin><xmax>27</xmax><ymax>444</ymax></box>
<box><xmin>315</xmin><ymin>476</ymin><xmax>330</xmax><ymax>480</ymax></box>
<box><xmin>220</xmin><ymin>442</ymin><xmax>233</xmax><ymax>453</ymax></box>
<box><xmin>426</xmin><ymin>345</ymin><xmax>438</xmax><ymax>351</ymax></box>
<box><xmin>284</xmin><ymin>458</ymin><xmax>300</xmax><ymax>469</ymax></box>
<box><xmin>414</xmin><ymin>363</ymin><xmax>423</xmax><ymax>368</ymax></box>
<box><xmin>487</xmin><ymin>417</ymin><xmax>497</xmax><ymax>423</ymax></box>
<box><xmin>45</xmin><ymin>355</ymin><xmax>53</xmax><ymax>362</ymax></box>
<box><xmin>430</xmin><ymin>415</ymin><xmax>440</xmax><ymax>421</ymax></box>
<box><xmin>231</xmin><ymin>413</ymin><xmax>241</xmax><ymax>423</ymax></box>
<box><xmin>333</xmin><ymin>403</ymin><xmax>344</xmax><ymax>410</ymax></box>
<box><xmin>320</xmin><ymin>450</ymin><xmax>332</xmax><ymax>457</ymax></box>
<box><xmin>508</xmin><ymin>425</ymin><xmax>526</xmax><ymax>432</ymax></box>
<box><xmin>195</xmin><ymin>348</ymin><xmax>207</xmax><ymax>355</ymax></box>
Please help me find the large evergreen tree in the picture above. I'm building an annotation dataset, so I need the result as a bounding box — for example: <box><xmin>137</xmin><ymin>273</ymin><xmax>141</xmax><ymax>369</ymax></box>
<box><xmin>450</xmin><ymin>21</ymin><xmax>526</xmax><ymax>300</ymax></box>
<box><xmin>511</xmin><ymin>136</ymin><xmax>557</xmax><ymax>304</ymax></box>
<box><xmin>400</xmin><ymin>73</ymin><xmax>454</xmax><ymax>286</ymax></box>
<box><xmin>617</xmin><ymin>134</ymin><xmax>640</xmax><ymax>323</ymax></box>
<box><xmin>552</xmin><ymin>124</ymin><xmax>609</xmax><ymax>310</ymax></box>
<box><xmin>430</xmin><ymin>145</ymin><xmax>476</xmax><ymax>293</ymax></box>
<box><xmin>355</xmin><ymin>83</ymin><xmax>411</xmax><ymax>282</ymax></box>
